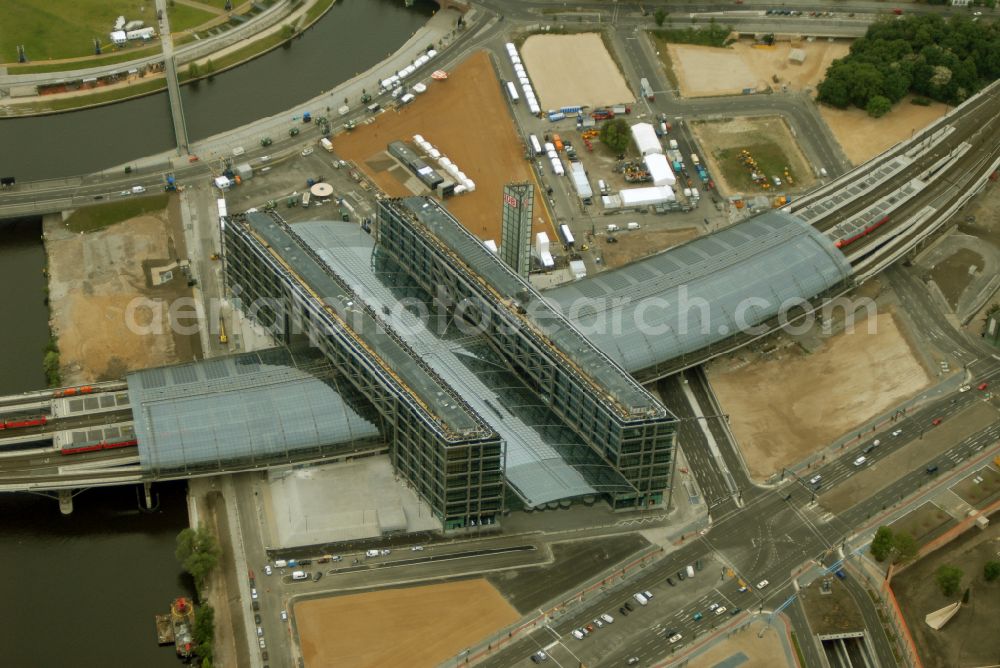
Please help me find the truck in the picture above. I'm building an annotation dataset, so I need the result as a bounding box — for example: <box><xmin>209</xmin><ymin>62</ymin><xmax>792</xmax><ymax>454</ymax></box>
<box><xmin>640</xmin><ymin>77</ymin><xmax>654</xmax><ymax>101</ymax></box>
<box><xmin>591</xmin><ymin>108</ymin><xmax>614</xmax><ymax>121</ymax></box>
<box><xmin>690</xmin><ymin>153</ymin><xmax>700</xmax><ymax>165</ymax></box>
<box><xmin>552</xmin><ymin>134</ymin><xmax>564</xmax><ymax>151</ymax></box>
<box><xmin>320</xmin><ymin>137</ymin><xmax>334</xmax><ymax>152</ymax></box>
<box><xmin>547</xmin><ymin>111</ymin><xmax>566</xmax><ymax>122</ymax></box>
<box><xmin>612</xmin><ymin>104</ymin><xmax>631</xmax><ymax>115</ymax></box>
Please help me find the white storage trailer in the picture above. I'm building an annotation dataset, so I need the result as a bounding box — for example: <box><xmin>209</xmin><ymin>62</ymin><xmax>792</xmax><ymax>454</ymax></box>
<box><xmin>529</xmin><ymin>135</ymin><xmax>543</xmax><ymax>156</ymax></box>
<box><xmin>506</xmin><ymin>81</ymin><xmax>520</xmax><ymax>102</ymax></box>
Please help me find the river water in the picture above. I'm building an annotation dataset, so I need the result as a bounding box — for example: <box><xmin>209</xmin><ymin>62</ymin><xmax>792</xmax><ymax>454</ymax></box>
<box><xmin>0</xmin><ymin>0</ymin><xmax>434</xmax><ymax>181</ymax></box>
<box><xmin>0</xmin><ymin>2</ymin><xmax>434</xmax><ymax>663</ymax></box>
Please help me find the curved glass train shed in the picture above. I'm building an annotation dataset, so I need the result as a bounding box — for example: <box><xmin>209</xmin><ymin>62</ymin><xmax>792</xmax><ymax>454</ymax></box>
<box><xmin>544</xmin><ymin>211</ymin><xmax>852</xmax><ymax>377</ymax></box>
<box><xmin>127</xmin><ymin>348</ymin><xmax>383</xmax><ymax>477</ymax></box>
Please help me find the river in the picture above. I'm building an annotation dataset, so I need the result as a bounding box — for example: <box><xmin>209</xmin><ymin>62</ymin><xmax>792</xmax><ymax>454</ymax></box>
<box><xmin>0</xmin><ymin>3</ymin><xmax>435</xmax><ymax>661</ymax></box>
<box><xmin>0</xmin><ymin>0</ymin><xmax>435</xmax><ymax>181</ymax></box>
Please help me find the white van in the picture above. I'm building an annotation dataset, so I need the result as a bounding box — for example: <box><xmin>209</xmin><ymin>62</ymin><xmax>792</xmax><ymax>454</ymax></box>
<box><xmin>274</xmin><ymin>559</ymin><xmax>288</xmax><ymax>568</ymax></box>
<box><xmin>291</xmin><ymin>570</ymin><xmax>308</xmax><ymax>580</ymax></box>
<box><xmin>365</xmin><ymin>549</ymin><xmax>380</xmax><ymax>557</ymax></box>
<box><xmin>131</xmin><ymin>185</ymin><xmax>146</xmax><ymax>194</ymax></box>
<box><xmin>633</xmin><ymin>592</ymin><xmax>649</xmax><ymax>606</ymax></box>
<box><xmin>686</xmin><ymin>565</ymin><xmax>695</xmax><ymax>578</ymax></box>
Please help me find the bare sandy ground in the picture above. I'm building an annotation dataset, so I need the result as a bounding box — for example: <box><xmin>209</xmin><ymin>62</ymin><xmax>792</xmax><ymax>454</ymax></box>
<box><xmin>334</xmin><ymin>51</ymin><xmax>552</xmax><ymax>243</ymax></box>
<box><xmin>45</xmin><ymin>209</ymin><xmax>190</xmax><ymax>383</ymax></box>
<box><xmin>295</xmin><ymin>579</ymin><xmax>519</xmax><ymax>668</ymax></box>
<box><xmin>819</xmin><ymin>96</ymin><xmax>952</xmax><ymax>165</ymax></box>
<box><xmin>708</xmin><ymin>310</ymin><xmax>932</xmax><ymax>481</ymax></box>
<box><xmin>667</xmin><ymin>40</ymin><xmax>849</xmax><ymax>97</ymax></box>
<box><xmin>688</xmin><ymin>621</ymin><xmax>791</xmax><ymax>668</ymax></box>
<box><xmin>521</xmin><ymin>33</ymin><xmax>634</xmax><ymax>109</ymax></box>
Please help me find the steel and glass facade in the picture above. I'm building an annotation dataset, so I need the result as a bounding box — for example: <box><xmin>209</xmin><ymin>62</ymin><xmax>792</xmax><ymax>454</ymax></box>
<box><xmin>376</xmin><ymin>198</ymin><xmax>677</xmax><ymax>508</ymax></box>
<box><xmin>222</xmin><ymin>211</ymin><xmax>503</xmax><ymax>529</ymax></box>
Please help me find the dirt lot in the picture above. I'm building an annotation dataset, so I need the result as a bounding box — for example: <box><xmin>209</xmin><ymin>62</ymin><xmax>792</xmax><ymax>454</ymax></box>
<box><xmin>892</xmin><ymin>509</ymin><xmax>1000</xmax><ymax>668</ymax></box>
<box><xmin>819</xmin><ymin>401</ymin><xmax>1000</xmax><ymax>514</ymax></box>
<box><xmin>686</xmin><ymin>620</ymin><xmax>791</xmax><ymax>668</ymax></box>
<box><xmin>294</xmin><ymin>579</ymin><xmax>519</xmax><ymax>668</ymax></box>
<box><xmin>598</xmin><ymin>227</ymin><xmax>700</xmax><ymax>268</ymax></box>
<box><xmin>890</xmin><ymin>502</ymin><xmax>956</xmax><ymax>549</ymax></box>
<box><xmin>664</xmin><ymin>39</ymin><xmax>849</xmax><ymax>98</ymax></box>
<box><xmin>44</xmin><ymin>197</ymin><xmax>199</xmax><ymax>383</ymax></box>
<box><xmin>333</xmin><ymin>51</ymin><xmax>552</xmax><ymax>244</ymax></box>
<box><xmin>486</xmin><ymin>534</ymin><xmax>650</xmax><ymax>614</ymax></box>
<box><xmin>952</xmin><ymin>465</ymin><xmax>1000</xmax><ymax>509</ymax></box>
<box><xmin>709</xmin><ymin>310</ymin><xmax>932</xmax><ymax>481</ymax></box>
<box><xmin>801</xmin><ymin>576</ymin><xmax>865</xmax><ymax>635</ymax></box>
<box><xmin>819</xmin><ymin>96</ymin><xmax>951</xmax><ymax>166</ymax></box>
<box><xmin>690</xmin><ymin>116</ymin><xmax>816</xmax><ymax>195</ymax></box>
<box><xmin>520</xmin><ymin>33</ymin><xmax>633</xmax><ymax>110</ymax></box>
<box><xmin>929</xmin><ymin>248</ymin><xmax>984</xmax><ymax>309</ymax></box>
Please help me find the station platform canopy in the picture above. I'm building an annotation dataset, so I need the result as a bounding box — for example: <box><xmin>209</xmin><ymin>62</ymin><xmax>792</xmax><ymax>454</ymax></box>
<box><xmin>543</xmin><ymin>210</ymin><xmax>852</xmax><ymax>374</ymax></box>
<box><xmin>127</xmin><ymin>348</ymin><xmax>383</xmax><ymax>477</ymax></box>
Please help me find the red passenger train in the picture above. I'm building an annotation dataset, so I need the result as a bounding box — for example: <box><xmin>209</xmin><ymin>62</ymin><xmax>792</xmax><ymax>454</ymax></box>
<box><xmin>60</xmin><ymin>438</ymin><xmax>138</xmax><ymax>456</ymax></box>
<box><xmin>835</xmin><ymin>215</ymin><xmax>891</xmax><ymax>249</ymax></box>
<box><xmin>0</xmin><ymin>415</ymin><xmax>48</xmax><ymax>430</ymax></box>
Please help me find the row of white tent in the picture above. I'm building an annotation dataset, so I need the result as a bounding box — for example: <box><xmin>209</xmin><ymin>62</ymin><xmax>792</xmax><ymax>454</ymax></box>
<box><xmin>379</xmin><ymin>49</ymin><xmax>439</xmax><ymax>91</ymax></box>
<box><xmin>543</xmin><ymin>141</ymin><xmax>564</xmax><ymax>176</ymax></box>
<box><xmin>505</xmin><ymin>43</ymin><xmax>541</xmax><ymax>115</ymax></box>
<box><xmin>412</xmin><ymin>134</ymin><xmax>476</xmax><ymax>194</ymax></box>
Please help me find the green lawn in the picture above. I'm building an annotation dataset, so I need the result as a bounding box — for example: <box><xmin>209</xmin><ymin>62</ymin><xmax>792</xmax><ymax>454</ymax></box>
<box><xmin>180</xmin><ymin>28</ymin><xmax>287</xmax><ymax>81</ymax></box>
<box><xmin>1</xmin><ymin>0</ymin><xmax>158</xmax><ymax>62</ymax></box>
<box><xmin>302</xmin><ymin>0</ymin><xmax>337</xmax><ymax>27</ymax></box>
<box><xmin>65</xmin><ymin>194</ymin><xmax>171</xmax><ymax>233</ymax></box>
<box><xmin>167</xmin><ymin>3</ymin><xmax>219</xmax><ymax>33</ymax></box>
<box><xmin>713</xmin><ymin>141</ymin><xmax>799</xmax><ymax>193</ymax></box>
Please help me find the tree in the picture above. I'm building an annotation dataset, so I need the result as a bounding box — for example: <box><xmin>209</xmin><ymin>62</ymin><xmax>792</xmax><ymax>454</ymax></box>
<box><xmin>281</xmin><ymin>24</ymin><xmax>296</xmax><ymax>40</ymax></box>
<box><xmin>892</xmin><ymin>531</ymin><xmax>918</xmax><ymax>563</ymax></box>
<box><xmin>984</xmin><ymin>560</ymin><xmax>1000</xmax><ymax>582</ymax></box>
<box><xmin>176</xmin><ymin>526</ymin><xmax>221</xmax><ymax>595</ymax></box>
<box><xmin>654</xmin><ymin>9</ymin><xmax>667</xmax><ymax>27</ymax></box>
<box><xmin>203</xmin><ymin>59</ymin><xmax>215</xmax><ymax>78</ymax></box>
<box><xmin>871</xmin><ymin>526</ymin><xmax>894</xmax><ymax>561</ymax></box>
<box><xmin>599</xmin><ymin>118</ymin><xmax>632</xmax><ymax>154</ymax></box>
<box><xmin>935</xmin><ymin>565</ymin><xmax>963</xmax><ymax>597</ymax></box>
<box><xmin>866</xmin><ymin>95</ymin><xmax>892</xmax><ymax>118</ymax></box>
<box><xmin>193</xmin><ymin>603</ymin><xmax>215</xmax><ymax>662</ymax></box>
<box><xmin>187</xmin><ymin>62</ymin><xmax>200</xmax><ymax>79</ymax></box>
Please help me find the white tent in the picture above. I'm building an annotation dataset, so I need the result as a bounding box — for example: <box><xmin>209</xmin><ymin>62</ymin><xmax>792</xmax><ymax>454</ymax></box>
<box><xmin>619</xmin><ymin>185</ymin><xmax>675</xmax><ymax>207</ymax></box>
<box><xmin>644</xmin><ymin>153</ymin><xmax>676</xmax><ymax>186</ymax></box>
<box><xmin>631</xmin><ymin>123</ymin><xmax>662</xmax><ymax>156</ymax></box>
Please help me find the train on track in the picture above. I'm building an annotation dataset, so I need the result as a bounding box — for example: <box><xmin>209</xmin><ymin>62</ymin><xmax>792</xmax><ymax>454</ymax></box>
<box><xmin>60</xmin><ymin>438</ymin><xmax>138</xmax><ymax>456</ymax></box>
<box><xmin>0</xmin><ymin>415</ymin><xmax>48</xmax><ymax>430</ymax></box>
<box><xmin>834</xmin><ymin>215</ymin><xmax>891</xmax><ymax>249</ymax></box>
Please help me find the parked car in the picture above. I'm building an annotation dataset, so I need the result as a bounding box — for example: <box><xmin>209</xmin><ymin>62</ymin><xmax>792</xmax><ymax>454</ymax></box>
<box><xmin>619</xmin><ymin>606</ymin><xmax>630</xmax><ymax>616</ymax></box>
<box><xmin>693</xmin><ymin>612</ymin><xmax>703</xmax><ymax>621</ymax></box>
<box><xmin>666</xmin><ymin>577</ymin><xmax>675</xmax><ymax>586</ymax></box>
<box><xmin>708</xmin><ymin>603</ymin><xmax>719</xmax><ymax>611</ymax></box>
<box><xmin>251</xmin><ymin>588</ymin><xmax>258</xmax><ymax>600</ymax></box>
<box><xmin>853</xmin><ymin>456</ymin><xmax>867</xmax><ymax>466</ymax></box>
<box><xmin>280</xmin><ymin>610</ymin><xmax>288</xmax><ymax>621</ymax></box>
<box><xmin>757</xmin><ymin>579</ymin><xmax>770</xmax><ymax>589</ymax></box>
<box><xmin>809</xmin><ymin>474</ymin><xmax>822</xmax><ymax>485</ymax></box>
<box><xmin>264</xmin><ymin>565</ymin><xmax>272</xmax><ymax>576</ymax></box>
<box><xmin>715</xmin><ymin>606</ymin><xmax>727</xmax><ymax>616</ymax></box>
<box><xmin>668</xmin><ymin>633</ymin><xmax>683</xmax><ymax>644</ymax></box>
<box><xmin>571</xmin><ymin>629</ymin><xmax>585</xmax><ymax>640</ymax></box>
<box><xmin>601</xmin><ymin>613</ymin><xmax>614</xmax><ymax>624</ymax></box>
<box><xmin>530</xmin><ymin>651</ymin><xmax>549</xmax><ymax>663</ymax></box>
<box><xmin>932</xmin><ymin>418</ymin><xmax>943</xmax><ymax>426</ymax></box>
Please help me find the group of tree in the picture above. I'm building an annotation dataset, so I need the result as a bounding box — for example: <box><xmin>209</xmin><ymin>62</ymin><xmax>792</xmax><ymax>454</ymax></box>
<box><xmin>816</xmin><ymin>14</ymin><xmax>1000</xmax><ymax>117</ymax></box>
<box><xmin>600</xmin><ymin>118</ymin><xmax>632</xmax><ymax>154</ymax></box>
<box><xmin>176</xmin><ymin>526</ymin><xmax>220</xmax><ymax>666</ymax></box>
<box><xmin>870</xmin><ymin>526</ymin><xmax>918</xmax><ymax>563</ymax></box>
<box><xmin>176</xmin><ymin>525</ymin><xmax>221</xmax><ymax>597</ymax></box>
<box><xmin>930</xmin><ymin>560</ymin><xmax>1000</xmax><ymax>597</ymax></box>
